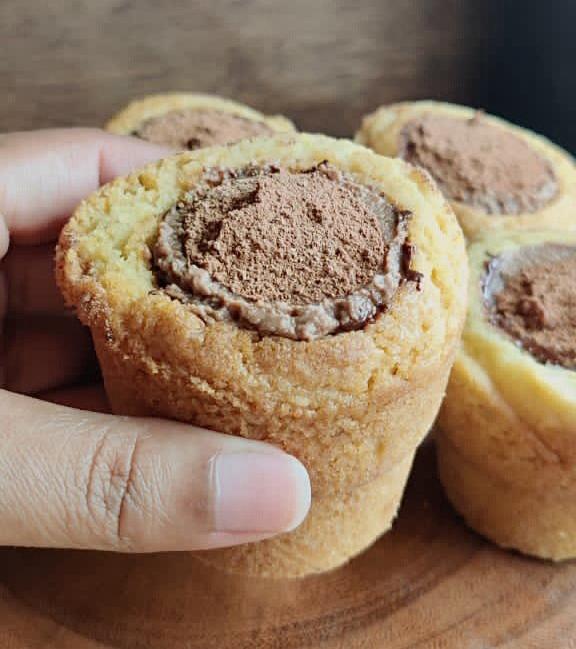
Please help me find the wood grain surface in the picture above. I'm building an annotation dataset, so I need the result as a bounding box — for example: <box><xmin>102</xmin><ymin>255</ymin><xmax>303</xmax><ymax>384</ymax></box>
<box><xmin>0</xmin><ymin>0</ymin><xmax>490</xmax><ymax>137</ymax></box>
<box><xmin>1</xmin><ymin>443</ymin><xmax>576</xmax><ymax>649</ymax></box>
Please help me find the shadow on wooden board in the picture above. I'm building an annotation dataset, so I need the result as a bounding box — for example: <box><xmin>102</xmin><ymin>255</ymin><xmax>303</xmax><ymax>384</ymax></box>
<box><xmin>1</xmin><ymin>443</ymin><xmax>576</xmax><ymax>648</ymax></box>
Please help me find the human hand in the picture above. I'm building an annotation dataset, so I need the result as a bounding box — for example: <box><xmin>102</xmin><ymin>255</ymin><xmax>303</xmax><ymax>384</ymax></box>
<box><xmin>0</xmin><ymin>128</ymin><xmax>310</xmax><ymax>553</ymax></box>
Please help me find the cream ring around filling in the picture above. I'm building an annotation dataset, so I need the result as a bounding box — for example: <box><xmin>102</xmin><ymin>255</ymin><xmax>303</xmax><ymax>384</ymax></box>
<box><xmin>152</xmin><ymin>162</ymin><xmax>422</xmax><ymax>340</ymax></box>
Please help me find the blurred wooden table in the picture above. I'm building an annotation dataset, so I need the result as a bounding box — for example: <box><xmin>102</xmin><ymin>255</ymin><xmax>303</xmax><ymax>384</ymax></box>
<box><xmin>0</xmin><ymin>0</ymin><xmax>490</xmax><ymax>137</ymax></box>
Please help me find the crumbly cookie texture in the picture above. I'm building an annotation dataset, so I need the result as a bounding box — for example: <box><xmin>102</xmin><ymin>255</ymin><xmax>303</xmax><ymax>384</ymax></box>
<box><xmin>438</xmin><ymin>230</ymin><xmax>576</xmax><ymax>561</ymax></box>
<box><xmin>105</xmin><ymin>92</ymin><xmax>295</xmax><ymax>143</ymax></box>
<box><xmin>57</xmin><ymin>133</ymin><xmax>467</xmax><ymax>577</ymax></box>
<box><xmin>356</xmin><ymin>100</ymin><xmax>576</xmax><ymax>240</ymax></box>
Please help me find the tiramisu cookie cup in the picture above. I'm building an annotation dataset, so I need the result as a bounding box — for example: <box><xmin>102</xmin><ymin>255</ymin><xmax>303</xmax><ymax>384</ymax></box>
<box><xmin>356</xmin><ymin>101</ymin><xmax>576</xmax><ymax>239</ymax></box>
<box><xmin>57</xmin><ymin>134</ymin><xmax>467</xmax><ymax>577</ymax></box>
<box><xmin>437</xmin><ymin>230</ymin><xmax>576</xmax><ymax>560</ymax></box>
<box><xmin>106</xmin><ymin>92</ymin><xmax>294</xmax><ymax>149</ymax></box>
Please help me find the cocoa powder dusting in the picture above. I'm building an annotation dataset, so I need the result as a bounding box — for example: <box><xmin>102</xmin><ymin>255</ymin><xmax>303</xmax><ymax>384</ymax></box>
<box><xmin>182</xmin><ymin>167</ymin><xmax>385</xmax><ymax>304</ymax></box>
<box><xmin>153</xmin><ymin>163</ymin><xmax>417</xmax><ymax>340</ymax></box>
<box><xmin>136</xmin><ymin>108</ymin><xmax>274</xmax><ymax>150</ymax></box>
<box><xmin>485</xmin><ymin>244</ymin><xmax>576</xmax><ymax>369</ymax></box>
<box><xmin>400</xmin><ymin>114</ymin><xmax>558</xmax><ymax>215</ymax></box>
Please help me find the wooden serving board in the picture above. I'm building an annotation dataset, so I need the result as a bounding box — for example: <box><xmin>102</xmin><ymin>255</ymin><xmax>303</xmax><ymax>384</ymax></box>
<box><xmin>1</xmin><ymin>443</ymin><xmax>575</xmax><ymax>649</ymax></box>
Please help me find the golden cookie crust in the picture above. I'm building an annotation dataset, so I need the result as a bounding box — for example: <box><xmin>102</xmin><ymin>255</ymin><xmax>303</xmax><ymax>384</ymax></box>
<box><xmin>356</xmin><ymin>101</ymin><xmax>576</xmax><ymax>240</ymax></box>
<box><xmin>438</xmin><ymin>230</ymin><xmax>576</xmax><ymax>560</ymax></box>
<box><xmin>105</xmin><ymin>92</ymin><xmax>295</xmax><ymax>137</ymax></box>
<box><xmin>57</xmin><ymin>133</ymin><xmax>467</xmax><ymax>576</ymax></box>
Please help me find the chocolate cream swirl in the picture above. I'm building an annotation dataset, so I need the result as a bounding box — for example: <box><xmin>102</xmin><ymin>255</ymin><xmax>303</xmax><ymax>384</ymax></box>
<box><xmin>153</xmin><ymin>162</ymin><xmax>421</xmax><ymax>340</ymax></box>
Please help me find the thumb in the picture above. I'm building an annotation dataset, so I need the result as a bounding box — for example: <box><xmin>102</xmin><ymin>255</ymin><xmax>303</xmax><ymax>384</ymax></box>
<box><xmin>0</xmin><ymin>390</ymin><xmax>311</xmax><ymax>552</ymax></box>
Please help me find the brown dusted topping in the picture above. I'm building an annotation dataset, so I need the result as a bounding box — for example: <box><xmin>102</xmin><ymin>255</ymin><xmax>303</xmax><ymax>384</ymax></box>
<box><xmin>136</xmin><ymin>108</ymin><xmax>274</xmax><ymax>150</ymax></box>
<box><xmin>400</xmin><ymin>114</ymin><xmax>558</xmax><ymax>215</ymax></box>
<box><xmin>153</xmin><ymin>163</ymin><xmax>419</xmax><ymax>340</ymax></box>
<box><xmin>484</xmin><ymin>244</ymin><xmax>576</xmax><ymax>369</ymax></box>
<box><xmin>180</xmin><ymin>166</ymin><xmax>385</xmax><ymax>304</ymax></box>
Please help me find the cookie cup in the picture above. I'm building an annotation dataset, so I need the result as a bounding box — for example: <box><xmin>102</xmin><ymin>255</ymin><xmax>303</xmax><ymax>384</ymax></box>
<box><xmin>437</xmin><ymin>230</ymin><xmax>576</xmax><ymax>560</ymax></box>
<box><xmin>356</xmin><ymin>101</ymin><xmax>576</xmax><ymax>240</ymax></box>
<box><xmin>57</xmin><ymin>133</ymin><xmax>467</xmax><ymax>576</ymax></box>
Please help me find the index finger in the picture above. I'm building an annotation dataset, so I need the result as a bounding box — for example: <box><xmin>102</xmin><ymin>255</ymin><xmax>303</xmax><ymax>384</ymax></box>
<box><xmin>0</xmin><ymin>128</ymin><xmax>171</xmax><ymax>253</ymax></box>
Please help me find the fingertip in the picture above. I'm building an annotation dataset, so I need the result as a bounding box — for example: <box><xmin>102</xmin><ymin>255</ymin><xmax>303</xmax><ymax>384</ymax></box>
<box><xmin>0</xmin><ymin>213</ymin><xmax>9</xmax><ymax>259</ymax></box>
<box><xmin>98</xmin><ymin>133</ymin><xmax>174</xmax><ymax>184</ymax></box>
<box><xmin>284</xmin><ymin>455</ymin><xmax>312</xmax><ymax>532</ymax></box>
<box><xmin>212</xmin><ymin>450</ymin><xmax>311</xmax><ymax>536</ymax></box>
<box><xmin>0</xmin><ymin>129</ymin><xmax>174</xmax><ymax>245</ymax></box>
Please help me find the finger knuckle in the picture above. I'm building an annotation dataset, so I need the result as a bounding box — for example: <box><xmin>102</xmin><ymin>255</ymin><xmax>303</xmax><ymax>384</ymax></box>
<box><xmin>83</xmin><ymin>426</ymin><xmax>145</xmax><ymax>551</ymax></box>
